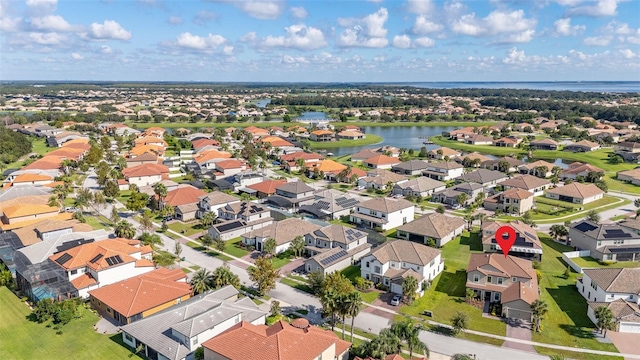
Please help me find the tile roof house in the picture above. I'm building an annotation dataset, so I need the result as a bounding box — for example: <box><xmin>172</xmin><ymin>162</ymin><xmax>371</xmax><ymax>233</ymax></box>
<box><xmin>457</xmin><ymin>152</ymin><xmax>493</xmax><ymax>166</ymax></box>
<box><xmin>5</xmin><ymin>173</ymin><xmax>54</xmax><ymax>187</ymax></box>
<box><xmin>121</xmin><ymin>163</ymin><xmax>170</xmax><ymax>189</ymax></box>
<box><xmin>0</xmin><ymin>194</ymin><xmax>62</xmax><ymax>231</ymax></box>
<box><xmin>202</xmin><ymin>319</ymin><xmax>350</xmax><ymax>360</ymax></box>
<box><xmin>396</xmin><ymin>213</ymin><xmax>466</xmax><ymax>247</ymax></box>
<box><xmin>529</xmin><ymin>138</ymin><xmax>559</xmax><ymax>150</ymax></box>
<box><xmin>565</xmin><ymin>140</ymin><xmax>601</xmax><ymax>152</ymax></box>
<box><xmin>481</xmin><ymin>156</ymin><xmax>525</xmax><ymax>173</ymax></box>
<box><xmin>431</xmin><ymin>182</ymin><xmax>484</xmax><ymax>207</ymax></box>
<box><xmin>209</xmin><ymin>201</ymin><xmax>273</xmax><ymax>241</ymax></box>
<box><xmin>493</xmin><ymin>136</ymin><xmax>522</xmax><ymax>148</ymax></box>
<box><xmin>266</xmin><ymin>181</ymin><xmax>315</xmax><ymax>210</ymax></box>
<box><xmin>466</xmin><ymin>253</ymin><xmax>539</xmax><ymax>321</ymax></box>
<box><xmin>362</xmin><ymin>154</ymin><xmax>402</xmax><ymax>170</ymax></box>
<box><xmin>427</xmin><ymin>147</ymin><xmax>461</xmax><ymax>160</ymax></box>
<box><xmin>559</xmin><ymin>162</ymin><xmax>605</xmax><ymax>181</ymax></box>
<box><xmin>422</xmin><ymin>161</ymin><xmax>464</xmax><ymax>181</ymax></box>
<box><xmin>309</xmin><ymin>129</ymin><xmax>335</xmax><ymax>142</ymax></box>
<box><xmin>483</xmin><ymin>188</ymin><xmax>534</xmax><ymax>215</ymax></box>
<box><xmin>197</xmin><ymin>191</ymin><xmax>240</xmax><ymax>216</ymax></box>
<box><xmin>280</xmin><ymin>152</ymin><xmax>323</xmax><ymax>173</ymax></box>
<box><xmin>545</xmin><ymin>182</ymin><xmax>604</xmax><ymax>204</ymax></box>
<box><xmin>303</xmin><ymin>225</ymin><xmax>371</xmax><ymax>276</ymax></box>
<box><xmin>350</xmin><ymin>148</ymin><xmax>379</xmax><ymax>162</ymax></box>
<box><xmin>456</xmin><ymin>169</ymin><xmax>508</xmax><ymax>188</ymax></box>
<box><xmin>13</xmin><ymin>218</ymin><xmax>93</xmax><ymax>247</ymax></box>
<box><xmin>392</xmin><ymin>176</ymin><xmax>446</xmax><ymax>198</ymax></box>
<box><xmin>213</xmin><ymin>159</ymin><xmax>247</xmax><ymax>179</ymax></box>
<box><xmin>297</xmin><ymin>189</ymin><xmax>360</xmax><ymax>220</ymax></box>
<box><xmin>88</xmin><ymin>267</ymin><xmax>191</xmax><ymax>325</ymax></box>
<box><xmin>350</xmin><ymin>197</ymin><xmax>415</xmax><ymax>231</ymax></box>
<box><xmin>125</xmin><ymin>152</ymin><xmax>158</xmax><ymax>167</ymax></box>
<box><xmin>163</xmin><ymin>186</ymin><xmax>208</xmax><ymax>221</ymax></box>
<box><xmin>518</xmin><ymin>160</ymin><xmax>556</xmax><ymax>178</ymax></box>
<box><xmin>391</xmin><ymin>160</ymin><xmax>430</xmax><ymax>176</ymax></box>
<box><xmin>569</xmin><ymin>220</ymin><xmax>640</xmax><ymax>262</ymax></box>
<box><xmin>614</xmin><ymin>141</ymin><xmax>640</xmax><ymax>163</ymax></box>
<box><xmin>242</xmin><ymin>217</ymin><xmax>321</xmax><ymax>254</ymax></box>
<box><xmin>360</xmin><ymin>240</ymin><xmax>443</xmax><ymax>296</ymax></box>
<box><xmin>499</xmin><ymin>174</ymin><xmax>551</xmax><ymax>196</ymax></box>
<box><xmin>617</xmin><ymin>168</ymin><xmax>640</xmax><ymax>186</ymax></box>
<box><xmin>247</xmin><ymin>179</ymin><xmax>288</xmax><ymax>198</ymax></box>
<box><xmin>357</xmin><ymin>169</ymin><xmax>408</xmax><ymax>191</ymax></box>
<box><xmin>577</xmin><ymin>268</ymin><xmax>640</xmax><ymax>333</ymax></box>
<box><xmin>121</xmin><ymin>285</ymin><xmax>267</xmax><ymax>360</ymax></box>
<box><xmin>464</xmin><ymin>134</ymin><xmax>494</xmax><ymax>145</ymax></box>
<box><xmin>481</xmin><ymin>221</ymin><xmax>543</xmax><ymax>260</ymax></box>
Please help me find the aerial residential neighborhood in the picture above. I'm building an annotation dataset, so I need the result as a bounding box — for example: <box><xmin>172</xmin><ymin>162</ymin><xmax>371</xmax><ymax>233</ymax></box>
<box><xmin>0</xmin><ymin>82</ymin><xmax>640</xmax><ymax>360</ymax></box>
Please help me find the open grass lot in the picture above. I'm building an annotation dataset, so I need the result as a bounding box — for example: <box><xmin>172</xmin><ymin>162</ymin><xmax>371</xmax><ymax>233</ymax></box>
<box><xmin>399</xmin><ymin>231</ymin><xmax>507</xmax><ymax>336</ymax></box>
<box><xmin>224</xmin><ymin>237</ymin><xmax>250</xmax><ymax>258</ymax></box>
<box><xmin>167</xmin><ymin>221</ymin><xmax>204</xmax><ymax>237</ymax></box>
<box><xmin>307</xmin><ymin>135</ymin><xmax>383</xmax><ymax>149</ymax></box>
<box><xmin>0</xmin><ymin>287</ymin><xmax>140</xmax><ymax>360</ymax></box>
<box><xmin>532</xmin><ymin>234</ymin><xmax>620</xmax><ymax>356</ymax></box>
<box><xmin>83</xmin><ymin>215</ymin><xmax>111</xmax><ymax>230</ymax></box>
<box><xmin>1</xmin><ymin>137</ymin><xmax>51</xmax><ymax>171</ymax></box>
<box><xmin>571</xmin><ymin>256</ymin><xmax>640</xmax><ymax>269</ymax></box>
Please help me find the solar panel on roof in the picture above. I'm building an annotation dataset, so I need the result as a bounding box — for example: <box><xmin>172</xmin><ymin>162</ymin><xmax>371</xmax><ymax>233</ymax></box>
<box><xmin>90</xmin><ymin>254</ymin><xmax>103</xmax><ymax>263</ymax></box>
<box><xmin>319</xmin><ymin>250</ymin><xmax>348</xmax><ymax>266</ymax></box>
<box><xmin>346</xmin><ymin>229</ymin><xmax>354</xmax><ymax>235</ymax></box>
<box><xmin>603</xmin><ymin>230</ymin><xmax>632</xmax><ymax>239</ymax></box>
<box><xmin>105</xmin><ymin>255</ymin><xmax>123</xmax><ymax>266</ymax></box>
<box><xmin>524</xmin><ymin>232</ymin><xmax>537</xmax><ymax>240</ymax></box>
<box><xmin>575</xmin><ymin>222</ymin><xmax>598</xmax><ymax>232</ymax></box>
<box><xmin>609</xmin><ymin>247</ymin><xmax>640</xmax><ymax>253</ymax></box>
<box><xmin>55</xmin><ymin>253</ymin><xmax>72</xmax><ymax>265</ymax></box>
<box><xmin>316</xmin><ymin>201</ymin><xmax>331</xmax><ymax>210</ymax></box>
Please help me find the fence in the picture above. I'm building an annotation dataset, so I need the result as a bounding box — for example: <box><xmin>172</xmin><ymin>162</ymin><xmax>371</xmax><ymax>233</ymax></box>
<box><xmin>562</xmin><ymin>250</ymin><xmax>591</xmax><ymax>274</ymax></box>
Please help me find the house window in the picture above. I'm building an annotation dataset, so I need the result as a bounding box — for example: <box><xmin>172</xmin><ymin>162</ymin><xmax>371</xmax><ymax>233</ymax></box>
<box><xmin>107</xmin><ymin>307</ymin><xmax>112</xmax><ymax>313</ymax></box>
<box><xmin>473</xmin><ymin>275</ymin><xmax>479</xmax><ymax>282</ymax></box>
<box><xmin>614</xmin><ymin>239</ymin><xmax>624</xmax><ymax>245</ymax></box>
<box><xmin>192</xmin><ymin>337</ymin><xmax>198</xmax><ymax>346</ymax></box>
<box><xmin>365</xmin><ymin>274</ymin><xmax>370</xmax><ymax>280</ymax></box>
<box><xmin>493</xmin><ymin>292</ymin><xmax>500</xmax><ymax>301</ymax></box>
<box><xmin>498</xmin><ymin>277</ymin><xmax>503</xmax><ymax>285</ymax></box>
<box><xmin>374</xmin><ymin>266</ymin><xmax>381</xmax><ymax>274</ymax></box>
<box><xmin>512</xmin><ymin>277</ymin><xmax>517</xmax><ymax>282</ymax></box>
<box><xmin>384</xmin><ymin>278</ymin><xmax>389</xmax><ymax>285</ymax></box>
<box><xmin>124</xmin><ymin>333</ymin><xmax>133</xmax><ymax>342</ymax></box>
<box><xmin>610</xmin><ymin>294</ymin><xmax>614</xmax><ymax>299</ymax></box>
<box><xmin>366</xmin><ymin>262</ymin><xmax>370</xmax><ymax>268</ymax></box>
<box><xmin>590</xmin><ymin>280</ymin><xmax>598</xmax><ymax>290</ymax></box>
<box><xmin>487</xmin><ymin>276</ymin><xmax>492</xmax><ymax>283</ymax></box>
<box><xmin>70</xmin><ymin>269</ymin><xmax>77</xmax><ymax>275</ymax></box>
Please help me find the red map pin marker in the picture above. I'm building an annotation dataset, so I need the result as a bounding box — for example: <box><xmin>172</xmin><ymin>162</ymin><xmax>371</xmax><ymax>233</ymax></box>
<box><xmin>496</xmin><ymin>225</ymin><xmax>516</xmax><ymax>258</ymax></box>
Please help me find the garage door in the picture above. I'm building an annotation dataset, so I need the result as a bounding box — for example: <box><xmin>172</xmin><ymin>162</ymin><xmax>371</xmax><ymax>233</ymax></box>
<box><xmin>506</xmin><ymin>307</ymin><xmax>532</xmax><ymax>321</ymax></box>
<box><xmin>619</xmin><ymin>323</ymin><xmax>640</xmax><ymax>333</ymax></box>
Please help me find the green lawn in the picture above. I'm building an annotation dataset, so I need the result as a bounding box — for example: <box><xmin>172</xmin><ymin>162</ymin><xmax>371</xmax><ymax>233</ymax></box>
<box><xmin>271</xmin><ymin>254</ymin><xmax>292</xmax><ymax>269</ymax></box>
<box><xmin>224</xmin><ymin>237</ymin><xmax>250</xmax><ymax>258</ymax></box>
<box><xmin>532</xmin><ymin>234</ymin><xmax>620</xmax><ymax>355</ymax></box>
<box><xmin>571</xmin><ymin>256</ymin><xmax>639</xmax><ymax>269</ymax></box>
<box><xmin>307</xmin><ymin>135</ymin><xmax>383</xmax><ymax>149</ymax></box>
<box><xmin>0</xmin><ymin>287</ymin><xmax>141</xmax><ymax>360</ymax></box>
<box><xmin>116</xmin><ymin>190</ymin><xmax>132</xmax><ymax>205</ymax></box>
<box><xmin>1</xmin><ymin>137</ymin><xmax>52</xmax><ymax>171</ymax></box>
<box><xmin>280</xmin><ymin>278</ymin><xmax>313</xmax><ymax>293</ymax></box>
<box><xmin>167</xmin><ymin>221</ymin><xmax>204</xmax><ymax>237</ymax></box>
<box><xmin>400</xmin><ymin>231</ymin><xmax>507</xmax><ymax>336</ymax></box>
<box><xmin>341</xmin><ymin>265</ymin><xmax>361</xmax><ymax>282</ymax></box>
<box><xmin>83</xmin><ymin>215</ymin><xmax>111</xmax><ymax>230</ymax></box>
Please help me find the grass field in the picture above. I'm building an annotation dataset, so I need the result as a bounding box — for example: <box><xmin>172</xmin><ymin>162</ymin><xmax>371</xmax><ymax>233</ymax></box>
<box><xmin>224</xmin><ymin>237</ymin><xmax>250</xmax><ymax>258</ymax></box>
<box><xmin>2</xmin><ymin>137</ymin><xmax>51</xmax><ymax>170</ymax></box>
<box><xmin>571</xmin><ymin>256</ymin><xmax>640</xmax><ymax>269</ymax></box>
<box><xmin>307</xmin><ymin>135</ymin><xmax>383</xmax><ymax>149</ymax></box>
<box><xmin>0</xmin><ymin>287</ymin><xmax>140</xmax><ymax>360</ymax></box>
<box><xmin>167</xmin><ymin>221</ymin><xmax>204</xmax><ymax>237</ymax></box>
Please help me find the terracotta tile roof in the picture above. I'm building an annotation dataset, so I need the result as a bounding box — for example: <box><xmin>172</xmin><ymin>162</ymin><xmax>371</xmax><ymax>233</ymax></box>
<box><xmin>546</xmin><ymin>182</ymin><xmax>604</xmax><ymax>199</ymax></box>
<box><xmin>2</xmin><ymin>203</ymin><xmax>58</xmax><ymax>219</ymax></box>
<box><xmin>247</xmin><ymin>179</ymin><xmax>287</xmax><ymax>195</ymax></box>
<box><xmin>501</xmin><ymin>280</ymin><xmax>539</xmax><ymax>305</ymax></box>
<box><xmin>129</xmin><ymin>144</ymin><xmax>165</xmax><ymax>157</ymax></box>
<box><xmin>126</xmin><ymin>152</ymin><xmax>158</xmax><ymax>162</ymax></box>
<box><xmin>0</xmin><ymin>212</ymin><xmax>73</xmax><ymax>231</ymax></box>
<box><xmin>22</xmin><ymin>156</ymin><xmax>64</xmax><ymax>170</ymax></box>
<box><xmin>134</xmin><ymin>136</ymin><xmax>168</xmax><ymax>147</ymax></box>
<box><xmin>260</xmin><ymin>136</ymin><xmax>293</xmax><ymax>147</ymax></box>
<box><xmin>617</xmin><ymin>168</ymin><xmax>640</xmax><ymax>180</ymax></box>
<box><xmin>311</xmin><ymin>159</ymin><xmax>347</xmax><ymax>173</ymax></box>
<box><xmin>71</xmin><ymin>273</ymin><xmax>97</xmax><ymax>289</ymax></box>
<box><xmin>193</xmin><ymin>149</ymin><xmax>232</xmax><ymax>163</ymax></box>
<box><xmin>245</xmin><ymin>217</ymin><xmax>321</xmax><ymax>245</ymax></box>
<box><xmin>122</xmin><ymin>163</ymin><xmax>170</xmax><ymax>178</ymax></box>
<box><xmin>569</xmin><ymin>139</ymin><xmax>600</xmax><ymax>148</ymax></box>
<box><xmin>164</xmin><ymin>185</ymin><xmax>207</xmax><ymax>207</ymax></box>
<box><xmin>135</xmin><ymin>259</ymin><xmax>155</xmax><ymax>267</ymax></box>
<box><xmin>215</xmin><ymin>159</ymin><xmax>245</xmax><ymax>169</ymax></box>
<box><xmin>499</xmin><ymin>174</ymin><xmax>550</xmax><ymax>190</ymax></box>
<box><xmin>192</xmin><ymin>138</ymin><xmax>220</xmax><ymax>150</ymax></box>
<box><xmin>519</xmin><ymin>160</ymin><xmax>555</xmax><ymax>171</ymax></box>
<box><xmin>363</xmin><ymin>154</ymin><xmax>401</xmax><ymax>166</ymax></box>
<box><xmin>588</xmin><ymin>299</ymin><xmax>640</xmax><ymax>324</ymax></box>
<box><xmin>49</xmin><ymin>238</ymin><xmax>144</xmax><ymax>272</ymax></box>
<box><xmin>202</xmin><ymin>320</ymin><xmax>351</xmax><ymax>360</ymax></box>
<box><xmin>43</xmin><ymin>181</ymin><xmax>65</xmax><ymax>188</ymax></box>
<box><xmin>139</xmin><ymin>245</ymin><xmax>154</xmax><ymax>254</ymax></box>
<box><xmin>350</xmin><ymin>149</ymin><xmax>379</xmax><ymax>161</ymax></box>
<box><xmin>310</xmin><ymin>129</ymin><xmax>334</xmax><ymax>136</ymax></box>
<box><xmin>337</xmin><ymin>130</ymin><xmax>365</xmax><ymax>137</ymax></box>
<box><xmin>429</xmin><ymin>147</ymin><xmax>461</xmax><ymax>156</ymax></box>
<box><xmin>11</xmin><ymin>174</ymin><xmax>53</xmax><ymax>183</ymax></box>
<box><xmin>481</xmin><ymin>220</ymin><xmax>541</xmax><ymax>250</ymax></box>
<box><xmin>560</xmin><ymin>162</ymin><xmax>604</xmax><ymax>176</ymax></box>
<box><xmin>47</xmin><ymin>147</ymin><xmax>86</xmax><ymax>160</ymax></box>
<box><xmin>530</xmin><ymin>138</ymin><xmax>558</xmax><ymax>145</ymax></box>
<box><xmin>370</xmin><ymin>240</ymin><xmax>441</xmax><ymax>266</ymax></box>
<box><xmin>13</xmin><ymin>218</ymin><xmax>92</xmax><ymax>246</ymax></box>
<box><xmin>467</xmin><ymin>253</ymin><xmax>537</xmax><ymax>280</ymax></box>
<box><xmin>502</xmin><ymin>188</ymin><xmax>534</xmax><ymax>200</ymax></box>
<box><xmin>88</xmin><ymin>268</ymin><xmax>190</xmax><ymax>316</ymax></box>
<box><xmin>358</xmin><ymin>197</ymin><xmax>414</xmax><ymax>213</ymax></box>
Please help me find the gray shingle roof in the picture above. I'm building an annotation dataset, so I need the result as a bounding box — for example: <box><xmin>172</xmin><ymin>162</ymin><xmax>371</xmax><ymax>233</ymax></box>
<box><xmin>358</xmin><ymin>197</ymin><xmax>414</xmax><ymax>213</ymax></box>
<box><xmin>396</xmin><ymin>213</ymin><xmax>465</xmax><ymax>239</ymax></box>
<box><xmin>369</xmin><ymin>239</ymin><xmax>441</xmax><ymax>266</ymax></box>
<box><xmin>276</xmin><ymin>181</ymin><xmax>314</xmax><ymax>194</ymax></box>
<box><xmin>458</xmin><ymin>169</ymin><xmax>507</xmax><ymax>184</ymax></box>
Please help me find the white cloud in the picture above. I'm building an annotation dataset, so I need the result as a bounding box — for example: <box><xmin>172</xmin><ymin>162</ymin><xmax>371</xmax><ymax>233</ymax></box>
<box><xmin>87</xmin><ymin>20</ymin><xmax>132</xmax><ymax>41</ymax></box>
<box><xmin>0</xmin><ymin>16</ymin><xmax>21</xmax><ymax>32</ymax></box>
<box><xmin>30</xmin><ymin>15</ymin><xmax>77</xmax><ymax>32</ymax></box>
<box><xmin>619</xmin><ymin>49</ymin><xmax>637</xmax><ymax>59</ymax></box>
<box><xmin>71</xmin><ymin>52</ymin><xmax>83</xmax><ymax>60</ymax></box>
<box><xmin>406</xmin><ymin>0</ymin><xmax>433</xmax><ymax>14</ymax></box>
<box><xmin>553</xmin><ymin>18</ymin><xmax>585</xmax><ymax>36</ymax></box>
<box><xmin>337</xmin><ymin>8</ymin><xmax>389</xmax><ymax>48</ymax></box>
<box><xmin>262</xmin><ymin>23</ymin><xmax>327</xmax><ymax>50</ymax></box>
<box><xmin>175</xmin><ymin>32</ymin><xmax>226</xmax><ymax>50</ymax></box>
<box><xmin>19</xmin><ymin>31</ymin><xmax>67</xmax><ymax>46</ymax></box>
<box><xmin>25</xmin><ymin>0</ymin><xmax>57</xmax><ymax>14</ymax></box>
<box><xmin>100</xmin><ymin>45</ymin><xmax>112</xmax><ymax>54</ymax></box>
<box><xmin>412</xmin><ymin>15</ymin><xmax>442</xmax><ymax>34</ymax></box>
<box><xmin>392</xmin><ymin>35</ymin><xmax>412</xmax><ymax>49</ymax></box>
<box><xmin>566</xmin><ymin>0</ymin><xmax>619</xmax><ymax>17</ymax></box>
<box><xmin>282</xmin><ymin>54</ymin><xmax>307</xmax><ymax>64</ymax></box>
<box><xmin>583</xmin><ymin>35</ymin><xmax>612</xmax><ymax>46</ymax></box>
<box><xmin>502</xmin><ymin>47</ymin><xmax>528</xmax><ymax>64</ymax></box>
<box><xmin>414</xmin><ymin>36</ymin><xmax>435</xmax><ymax>47</ymax></box>
<box><xmin>290</xmin><ymin>6</ymin><xmax>307</xmax><ymax>19</ymax></box>
<box><xmin>193</xmin><ymin>10</ymin><xmax>218</xmax><ymax>25</ymax></box>
<box><xmin>240</xmin><ymin>31</ymin><xmax>258</xmax><ymax>42</ymax></box>
<box><xmin>222</xmin><ymin>45</ymin><xmax>234</xmax><ymax>55</ymax></box>
<box><xmin>230</xmin><ymin>0</ymin><xmax>284</xmax><ymax>20</ymax></box>
<box><xmin>451</xmin><ymin>9</ymin><xmax>537</xmax><ymax>43</ymax></box>
<box><xmin>168</xmin><ymin>16</ymin><xmax>183</xmax><ymax>25</ymax></box>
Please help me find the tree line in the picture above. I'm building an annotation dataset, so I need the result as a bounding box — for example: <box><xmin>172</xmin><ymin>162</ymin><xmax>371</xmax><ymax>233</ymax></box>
<box><xmin>271</xmin><ymin>95</ymin><xmax>440</xmax><ymax>108</ymax></box>
<box><xmin>0</xmin><ymin>126</ymin><xmax>33</xmax><ymax>165</ymax></box>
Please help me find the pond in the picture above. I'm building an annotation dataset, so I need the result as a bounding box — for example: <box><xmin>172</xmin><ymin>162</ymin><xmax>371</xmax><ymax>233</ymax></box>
<box><xmin>296</xmin><ymin>111</ymin><xmax>329</xmax><ymax>121</ymax></box>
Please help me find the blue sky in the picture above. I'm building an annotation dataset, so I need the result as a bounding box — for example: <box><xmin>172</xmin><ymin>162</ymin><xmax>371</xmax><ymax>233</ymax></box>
<box><xmin>1</xmin><ymin>0</ymin><xmax>639</xmax><ymax>81</ymax></box>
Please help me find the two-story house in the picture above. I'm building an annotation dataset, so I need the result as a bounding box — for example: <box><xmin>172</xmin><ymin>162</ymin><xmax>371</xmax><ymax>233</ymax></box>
<box><xmin>498</xmin><ymin>174</ymin><xmax>551</xmax><ymax>197</ymax></box>
<box><xmin>456</xmin><ymin>169</ymin><xmax>508</xmax><ymax>189</ymax></box>
<box><xmin>197</xmin><ymin>191</ymin><xmax>240</xmax><ymax>218</ymax></box>
<box><xmin>213</xmin><ymin>159</ymin><xmax>247</xmax><ymax>179</ymax></box>
<box><xmin>577</xmin><ymin>268</ymin><xmax>640</xmax><ymax>333</ymax></box>
<box><xmin>431</xmin><ymin>182</ymin><xmax>484</xmax><ymax>207</ymax></box>
<box><xmin>392</xmin><ymin>177</ymin><xmax>446</xmax><ymax>198</ymax></box>
<box><xmin>357</xmin><ymin>169</ymin><xmax>408</xmax><ymax>191</ymax></box>
<box><xmin>121</xmin><ymin>163</ymin><xmax>170</xmax><ymax>189</ymax></box>
<box><xmin>396</xmin><ymin>212</ymin><xmax>466</xmax><ymax>247</ymax></box>
<box><xmin>569</xmin><ymin>221</ymin><xmax>640</xmax><ymax>261</ymax></box>
<box><xmin>303</xmin><ymin>225</ymin><xmax>372</xmax><ymax>276</ymax></box>
<box><xmin>466</xmin><ymin>253</ymin><xmax>539</xmax><ymax>321</ymax></box>
<box><xmin>481</xmin><ymin>157</ymin><xmax>525</xmax><ymax>173</ymax></box>
<box><xmin>242</xmin><ymin>217</ymin><xmax>321</xmax><ymax>253</ymax></box>
<box><xmin>360</xmin><ymin>240</ymin><xmax>443</xmax><ymax>296</ymax></box>
<box><xmin>350</xmin><ymin>197</ymin><xmax>414</xmax><ymax>231</ymax></box>
<box><xmin>483</xmin><ymin>188</ymin><xmax>534</xmax><ymax>215</ymax></box>
<box><xmin>481</xmin><ymin>221</ymin><xmax>543</xmax><ymax>260</ymax></box>
<box><xmin>121</xmin><ymin>285</ymin><xmax>267</xmax><ymax>360</ymax></box>
<box><xmin>422</xmin><ymin>161</ymin><xmax>464</xmax><ymax>181</ymax></box>
<box><xmin>298</xmin><ymin>189</ymin><xmax>360</xmax><ymax>220</ymax></box>
<box><xmin>614</xmin><ymin>141</ymin><xmax>640</xmax><ymax>163</ymax></box>
<box><xmin>209</xmin><ymin>201</ymin><xmax>273</xmax><ymax>240</ymax></box>
<box><xmin>266</xmin><ymin>181</ymin><xmax>315</xmax><ymax>211</ymax></box>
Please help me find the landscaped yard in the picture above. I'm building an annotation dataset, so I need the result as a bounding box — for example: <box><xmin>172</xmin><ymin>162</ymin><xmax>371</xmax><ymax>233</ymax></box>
<box><xmin>83</xmin><ymin>215</ymin><xmax>111</xmax><ymax>230</ymax></box>
<box><xmin>0</xmin><ymin>287</ymin><xmax>140</xmax><ymax>360</ymax></box>
<box><xmin>571</xmin><ymin>256</ymin><xmax>639</xmax><ymax>269</ymax></box>
<box><xmin>532</xmin><ymin>234</ymin><xmax>620</xmax><ymax>357</ymax></box>
<box><xmin>399</xmin><ymin>231</ymin><xmax>507</xmax><ymax>336</ymax></box>
<box><xmin>224</xmin><ymin>237</ymin><xmax>250</xmax><ymax>258</ymax></box>
<box><xmin>167</xmin><ymin>221</ymin><xmax>204</xmax><ymax>237</ymax></box>
<box><xmin>271</xmin><ymin>252</ymin><xmax>293</xmax><ymax>269</ymax></box>
<box><xmin>307</xmin><ymin>135</ymin><xmax>383</xmax><ymax>149</ymax></box>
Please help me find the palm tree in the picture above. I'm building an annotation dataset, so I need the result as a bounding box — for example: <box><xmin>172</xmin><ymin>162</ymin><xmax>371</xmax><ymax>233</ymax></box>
<box><xmin>534</xmin><ymin>165</ymin><xmax>549</xmax><ymax>178</ymax></box>
<box><xmin>263</xmin><ymin>237</ymin><xmax>277</xmax><ymax>258</ymax></box>
<box><xmin>337</xmin><ymin>291</ymin><xmax>362</xmax><ymax>342</ymax></box>
<box><xmin>530</xmin><ymin>299</ymin><xmax>549</xmax><ymax>333</ymax></box>
<box><xmin>336</xmin><ymin>293</ymin><xmax>349</xmax><ymax>339</ymax></box>
<box><xmin>451</xmin><ymin>311</ymin><xmax>468</xmax><ymax>336</ymax></box>
<box><xmin>476</xmin><ymin>213</ymin><xmax>487</xmax><ymax>226</ymax></box>
<box><xmin>153</xmin><ymin>183</ymin><xmax>168</xmax><ymax>209</ymax></box>
<box><xmin>337</xmin><ymin>165</ymin><xmax>352</xmax><ymax>183</ymax></box>
<box><xmin>594</xmin><ymin>305</ymin><xmax>616</xmax><ymax>336</ymax></box>
<box><xmin>290</xmin><ymin>236</ymin><xmax>305</xmax><ymax>258</ymax></box>
<box><xmin>402</xmin><ymin>276</ymin><xmax>419</xmax><ymax>304</ymax></box>
<box><xmin>497</xmin><ymin>159</ymin><xmax>510</xmax><ymax>173</ymax></box>
<box><xmin>320</xmin><ymin>289</ymin><xmax>339</xmax><ymax>331</ymax></box>
<box><xmin>455</xmin><ymin>193</ymin><xmax>468</xmax><ymax>207</ymax></box>
<box><xmin>463</xmin><ymin>214</ymin><xmax>475</xmax><ymax>231</ymax></box>
<box><xmin>391</xmin><ymin>318</ymin><xmax>429</xmax><ymax>358</ymax></box>
<box><xmin>211</xmin><ymin>265</ymin><xmax>241</xmax><ymax>289</ymax></box>
<box><xmin>200</xmin><ymin>234</ymin><xmax>214</xmax><ymax>248</ymax></box>
<box><xmin>48</xmin><ymin>195</ymin><xmax>62</xmax><ymax>210</ymax></box>
<box><xmin>114</xmin><ymin>220</ymin><xmax>136</xmax><ymax>239</ymax></box>
<box><xmin>139</xmin><ymin>210</ymin><xmax>155</xmax><ymax>233</ymax></box>
<box><xmin>587</xmin><ymin>210</ymin><xmax>601</xmax><ymax>224</ymax></box>
<box><xmin>375</xmin><ymin>328</ymin><xmax>402</xmax><ymax>357</ymax></box>
<box><xmin>138</xmin><ymin>232</ymin><xmax>163</xmax><ymax>248</ymax></box>
<box><xmin>190</xmin><ymin>269</ymin><xmax>213</xmax><ymax>295</ymax></box>
<box><xmin>549</xmin><ymin>224</ymin><xmax>568</xmax><ymax>242</ymax></box>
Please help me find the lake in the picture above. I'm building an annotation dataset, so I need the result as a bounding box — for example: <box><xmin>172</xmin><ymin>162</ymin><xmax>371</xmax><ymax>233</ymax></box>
<box><xmin>330</xmin><ymin>126</ymin><xmax>456</xmax><ymax>156</ymax></box>
<box><xmin>296</xmin><ymin>111</ymin><xmax>329</xmax><ymax>121</ymax></box>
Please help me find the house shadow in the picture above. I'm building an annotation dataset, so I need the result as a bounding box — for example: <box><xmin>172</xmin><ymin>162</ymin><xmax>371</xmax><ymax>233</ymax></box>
<box><xmin>547</xmin><ymin>286</ymin><xmax>596</xmax><ymax>339</ymax></box>
<box><xmin>460</xmin><ymin>231</ymin><xmax>483</xmax><ymax>251</ymax></box>
<box><xmin>434</xmin><ymin>270</ymin><xmax>467</xmax><ymax>297</ymax></box>
<box><xmin>109</xmin><ymin>333</ymin><xmax>142</xmax><ymax>359</ymax></box>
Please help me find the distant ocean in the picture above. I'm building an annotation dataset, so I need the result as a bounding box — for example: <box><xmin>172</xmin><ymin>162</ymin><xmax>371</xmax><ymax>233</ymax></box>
<box><xmin>407</xmin><ymin>81</ymin><xmax>640</xmax><ymax>93</ymax></box>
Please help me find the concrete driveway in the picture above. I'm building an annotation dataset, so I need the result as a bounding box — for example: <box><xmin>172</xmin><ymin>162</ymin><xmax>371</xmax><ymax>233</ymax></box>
<box><xmin>503</xmin><ymin>318</ymin><xmax>536</xmax><ymax>353</ymax></box>
<box><xmin>607</xmin><ymin>331</ymin><xmax>640</xmax><ymax>360</ymax></box>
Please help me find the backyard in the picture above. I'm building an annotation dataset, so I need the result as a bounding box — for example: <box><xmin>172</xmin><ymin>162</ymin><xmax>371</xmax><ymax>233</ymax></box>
<box><xmin>0</xmin><ymin>287</ymin><xmax>140</xmax><ymax>360</ymax></box>
<box><xmin>570</xmin><ymin>256</ymin><xmax>640</xmax><ymax>269</ymax></box>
